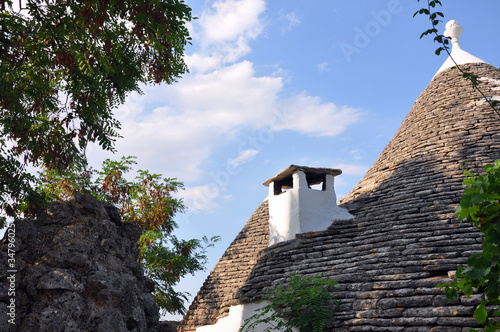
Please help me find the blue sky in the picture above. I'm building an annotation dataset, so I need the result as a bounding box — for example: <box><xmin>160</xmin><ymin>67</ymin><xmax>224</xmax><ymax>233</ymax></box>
<box><xmin>83</xmin><ymin>0</ymin><xmax>500</xmax><ymax>320</ymax></box>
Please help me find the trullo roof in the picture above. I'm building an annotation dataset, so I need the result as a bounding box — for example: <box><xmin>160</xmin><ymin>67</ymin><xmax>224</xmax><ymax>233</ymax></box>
<box><xmin>179</xmin><ymin>24</ymin><xmax>500</xmax><ymax>332</ymax></box>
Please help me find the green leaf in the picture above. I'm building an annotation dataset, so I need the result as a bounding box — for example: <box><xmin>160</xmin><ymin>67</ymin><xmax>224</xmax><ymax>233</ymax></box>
<box><xmin>474</xmin><ymin>300</ymin><xmax>488</xmax><ymax>324</ymax></box>
<box><xmin>435</xmin><ymin>47</ymin><xmax>444</xmax><ymax>56</ymax></box>
<box><xmin>471</xmin><ymin>193</ymin><xmax>484</xmax><ymax>204</ymax></box>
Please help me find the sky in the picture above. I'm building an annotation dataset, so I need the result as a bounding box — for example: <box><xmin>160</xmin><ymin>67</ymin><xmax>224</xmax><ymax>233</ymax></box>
<box><xmin>12</xmin><ymin>0</ymin><xmax>500</xmax><ymax>321</ymax></box>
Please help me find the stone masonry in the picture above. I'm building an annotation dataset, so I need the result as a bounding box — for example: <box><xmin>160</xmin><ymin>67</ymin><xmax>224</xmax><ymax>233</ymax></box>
<box><xmin>178</xmin><ymin>63</ymin><xmax>500</xmax><ymax>331</ymax></box>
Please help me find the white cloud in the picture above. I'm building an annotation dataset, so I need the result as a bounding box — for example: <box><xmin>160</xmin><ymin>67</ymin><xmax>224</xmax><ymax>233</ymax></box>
<box><xmin>178</xmin><ymin>185</ymin><xmax>221</xmax><ymax>212</ymax></box>
<box><xmin>170</xmin><ymin>61</ymin><xmax>283</xmax><ymax>130</ymax></box>
<box><xmin>185</xmin><ymin>53</ymin><xmax>222</xmax><ymax>73</ymax></box>
<box><xmin>86</xmin><ymin>104</ymin><xmax>214</xmax><ymax>182</ymax></box>
<box><xmin>349</xmin><ymin>149</ymin><xmax>363</xmax><ymax>160</ymax></box>
<box><xmin>196</xmin><ymin>0</ymin><xmax>266</xmax><ymax>65</ymax></box>
<box><xmin>201</xmin><ymin>0</ymin><xmax>265</xmax><ymax>43</ymax></box>
<box><xmin>85</xmin><ymin>0</ymin><xmax>362</xmax><ymax>213</ymax></box>
<box><xmin>317</xmin><ymin>62</ymin><xmax>330</xmax><ymax>73</ymax></box>
<box><xmin>86</xmin><ymin>61</ymin><xmax>281</xmax><ymax>181</ymax></box>
<box><xmin>228</xmin><ymin>149</ymin><xmax>260</xmax><ymax>168</ymax></box>
<box><xmin>280</xmin><ymin>11</ymin><xmax>301</xmax><ymax>33</ymax></box>
<box><xmin>274</xmin><ymin>93</ymin><xmax>361</xmax><ymax>136</ymax></box>
<box><xmin>333</xmin><ymin>163</ymin><xmax>370</xmax><ymax>176</ymax></box>
<box><xmin>87</xmin><ymin>67</ymin><xmax>360</xmax><ymax>187</ymax></box>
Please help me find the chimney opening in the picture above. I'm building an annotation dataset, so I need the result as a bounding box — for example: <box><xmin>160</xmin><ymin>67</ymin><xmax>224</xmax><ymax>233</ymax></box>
<box><xmin>270</xmin><ymin>172</ymin><xmax>330</xmax><ymax>195</ymax></box>
<box><xmin>306</xmin><ymin>173</ymin><xmax>326</xmax><ymax>191</ymax></box>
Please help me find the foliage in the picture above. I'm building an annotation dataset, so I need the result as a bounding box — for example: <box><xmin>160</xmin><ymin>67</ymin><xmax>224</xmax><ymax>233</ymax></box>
<box><xmin>413</xmin><ymin>0</ymin><xmax>448</xmax><ymax>55</ymax></box>
<box><xmin>0</xmin><ymin>0</ymin><xmax>193</xmax><ymax>222</ymax></box>
<box><xmin>240</xmin><ymin>274</ymin><xmax>339</xmax><ymax>332</ymax></box>
<box><xmin>0</xmin><ymin>155</ymin><xmax>41</xmax><ymax>227</ymax></box>
<box><xmin>37</xmin><ymin>156</ymin><xmax>220</xmax><ymax>315</ymax></box>
<box><xmin>438</xmin><ymin>161</ymin><xmax>500</xmax><ymax>332</ymax></box>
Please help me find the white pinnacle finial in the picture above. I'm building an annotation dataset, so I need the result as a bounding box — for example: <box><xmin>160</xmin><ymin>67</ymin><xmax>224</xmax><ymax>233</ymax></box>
<box><xmin>434</xmin><ymin>19</ymin><xmax>485</xmax><ymax>77</ymax></box>
<box><xmin>443</xmin><ymin>20</ymin><xmax>463</xmax><ymax>49</ymax></box>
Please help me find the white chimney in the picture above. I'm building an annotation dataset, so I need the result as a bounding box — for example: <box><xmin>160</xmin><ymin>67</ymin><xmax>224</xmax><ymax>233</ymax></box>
<box><xmin>263</xmin><ymin>165</ymin><xmax>353</xmax><ymax>246</ymax></box>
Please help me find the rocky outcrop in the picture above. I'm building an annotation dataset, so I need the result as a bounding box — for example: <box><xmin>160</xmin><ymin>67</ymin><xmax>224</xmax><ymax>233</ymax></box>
<box><xmin>0</xmin><ymin>192</ymin><xmax>160</xmax><ymax>331</ymax></box>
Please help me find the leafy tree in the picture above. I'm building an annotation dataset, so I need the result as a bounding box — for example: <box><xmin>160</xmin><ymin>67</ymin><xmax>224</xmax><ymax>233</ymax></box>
<box><xmin>415</xmin><ymin>1</ymin><xmax>500</xmax><ymax>330</ymax></box>
<box><xmin>441</xmin><ymin>162</ymin><xmax>500</xmax><ymax>332</ymax></box>
<box><xmin>0</xmin><ymin>0</ymin><xmax>193</xmax><ymax>225</ymax></box>
<box><xmin>240</xmin><ymin>274</ymin><xmax>339</xmax><ymax>332</ymax></box>
<box><xmin>38</xmin><ymin>156</ymin><xmax>220</xmax><ymax>315</ymax></box>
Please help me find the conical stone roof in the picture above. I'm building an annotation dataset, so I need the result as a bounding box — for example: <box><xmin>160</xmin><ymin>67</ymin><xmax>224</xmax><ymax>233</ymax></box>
<box><xmin>179</xmin><ymin>56</ymin><xmax>500</xmax><ymax>332</ymax></box>
<box><xmin>237</xmin><ymin>62</ymin><xmax>500</xmax><ymax>331</ymax></box>
<box><xmin>179</xmin><ymin>201</ymin><xmax>269</xmax><ymax>331</ymax></box>
<box><xmin>341</xmin><ymin>62</ymin><xmax>500</xmax><ymax>210</ymax></box>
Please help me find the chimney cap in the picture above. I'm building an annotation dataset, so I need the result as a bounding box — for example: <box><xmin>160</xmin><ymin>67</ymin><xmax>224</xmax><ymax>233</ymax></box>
<box><xmin>263</xmin><ymin>165</ymin><xmax>342</xmax><ymax>187</ymax></box>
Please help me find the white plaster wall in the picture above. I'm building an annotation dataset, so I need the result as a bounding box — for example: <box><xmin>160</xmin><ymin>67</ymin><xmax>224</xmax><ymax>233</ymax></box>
<box><xmin>268</xmin><ymin>189</ymin><xmax>300</xmax><ymax>245</ymax></box>
<box><xmin>297</xmin><ymin>188</ymin><xmax>352</xmax><ymax>233</ymax></box>
<box><xmin>196</xmin><ymin>302</ymin><xmax>298</xmax><ymax>332</ymax></box>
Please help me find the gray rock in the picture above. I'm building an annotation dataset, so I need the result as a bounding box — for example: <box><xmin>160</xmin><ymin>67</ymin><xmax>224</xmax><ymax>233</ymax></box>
<box><xmin>103</xmin><ymin>202</ymin><xmax>122</xmax><ymax>226</ymax></box>
<box><xmin>0</xmin><ymin>193</ymin><xmax>160</xmax><ymax>331</ymax></box>
<box><xmin>36</xmin><ymin>269</ymin><xmax>84</xmax><ymax>292</ymax></box>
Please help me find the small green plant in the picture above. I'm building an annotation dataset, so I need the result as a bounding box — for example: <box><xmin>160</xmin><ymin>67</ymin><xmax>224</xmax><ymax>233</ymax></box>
<box><xmin>240</xmin><ymin>273</ymin><xmax>339</xmax><ymax>332</ymax></box>
<box><xmin>439</xmin><ymin>160</ymin><xmax>500</xmax><ymax>332</ymax></box>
